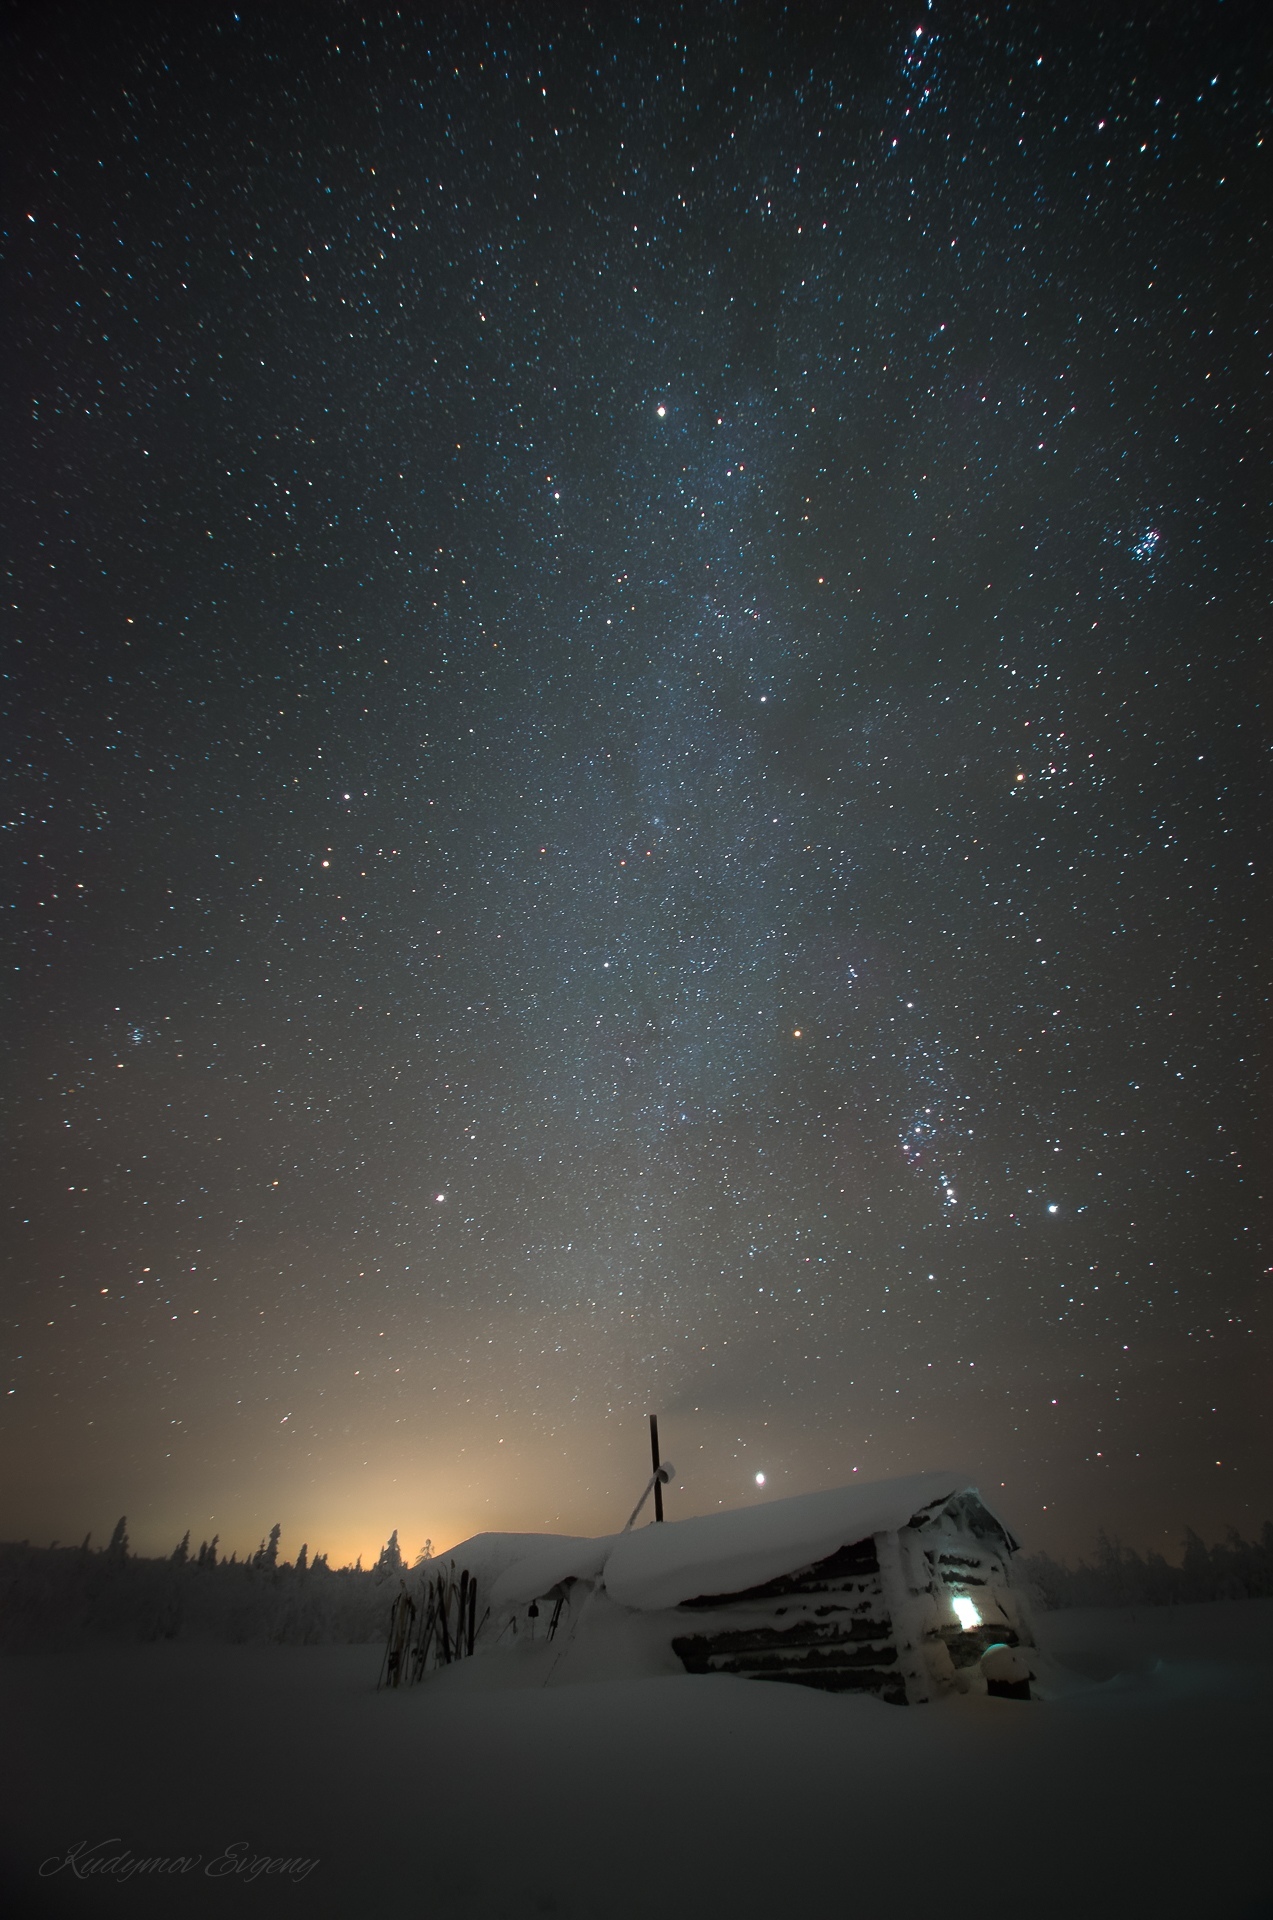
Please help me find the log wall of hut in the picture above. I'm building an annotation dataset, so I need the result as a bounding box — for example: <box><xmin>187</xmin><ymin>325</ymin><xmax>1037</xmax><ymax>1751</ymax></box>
<box><xmin>669</xmin><ymin>1497</ymin><xmax>1034</xmax><ymax>1706</ymax></box>
<box><xmin>670</xmin><ymin>1537</ymin><xmax>909</xmax><ymax>1705</ymax></box>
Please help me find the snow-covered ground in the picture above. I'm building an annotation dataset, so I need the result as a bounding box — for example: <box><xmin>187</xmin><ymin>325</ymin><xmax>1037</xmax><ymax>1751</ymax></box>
<box><xmin>3</xmin><ymin>1600</ymin><xmax>1270</xmax><ymax>1919</ymax></box>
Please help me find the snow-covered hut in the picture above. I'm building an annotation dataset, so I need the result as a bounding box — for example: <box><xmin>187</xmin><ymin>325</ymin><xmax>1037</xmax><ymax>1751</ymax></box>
<box><xmin>431</xmin><ymin>1471</ymin><xmax>1033</xmax><ymax>1705</ymax></box>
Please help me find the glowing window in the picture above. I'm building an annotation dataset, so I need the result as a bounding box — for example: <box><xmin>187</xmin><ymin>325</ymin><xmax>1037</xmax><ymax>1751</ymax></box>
<box><xmin>952</xmin><ymin>1595</ymin><xmax>980</xmax><ymax>1632</ymax></box>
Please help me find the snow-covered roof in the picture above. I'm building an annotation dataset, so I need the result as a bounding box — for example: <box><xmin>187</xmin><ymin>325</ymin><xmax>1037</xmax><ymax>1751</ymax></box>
<box><xmin>604</xmin><ymin>1471</ymin><xmax>972</xmax><ymax>1611</ymax></box>
<box><xmin>440</xmin><ymin>1472</ymin><xmax>1004</xmax><ymax>1615</ymax></box>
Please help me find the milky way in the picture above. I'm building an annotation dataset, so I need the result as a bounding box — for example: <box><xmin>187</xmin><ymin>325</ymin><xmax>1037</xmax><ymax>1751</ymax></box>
<box><xmin>3</xmin><ymin>2</ymin><xmax>1265</xmax><ymax>1561</ymax></box>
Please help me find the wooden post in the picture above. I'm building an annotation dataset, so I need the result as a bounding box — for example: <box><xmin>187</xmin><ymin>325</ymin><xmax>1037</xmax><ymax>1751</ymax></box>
<box><xmin>649</xmin><ymin>1413</ymin><xmax>664</xmax><ymax>1523</ymax></box>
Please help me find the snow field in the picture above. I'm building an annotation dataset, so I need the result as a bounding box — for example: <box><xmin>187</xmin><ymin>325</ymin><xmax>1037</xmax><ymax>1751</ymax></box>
<box><xmin>2</xmin><ymin>1599</ymin><xmax>1270</xmax><ymax>1920</ymax></box>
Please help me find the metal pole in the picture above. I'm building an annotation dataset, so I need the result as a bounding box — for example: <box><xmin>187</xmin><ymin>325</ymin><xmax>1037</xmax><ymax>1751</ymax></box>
<box><xmin>650</xmin><ymin>1413</ymin><xmax>664</xmax><ymax>1523</ymax></box>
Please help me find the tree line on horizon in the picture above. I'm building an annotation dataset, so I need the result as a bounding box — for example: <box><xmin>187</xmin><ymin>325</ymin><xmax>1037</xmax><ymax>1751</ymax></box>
<box><xmin>1020</xmin><ymin>1521</ymin><xmax>1273</xmax><ymax>1610</ymax></box>
<box><xmin>0</xmin><ymin>1518</ymin><xmax>427</xmax><ymax>1651</ymax></box>
<box><xmin>34</xmin><ymin>1515</ymin><xmax>425</xmax><ymax>1577</ymax></box>
<box><xmin>4</xmin><ymin>1516</ymin><xmax>1270</xmax><ymax>1650</ymax></box>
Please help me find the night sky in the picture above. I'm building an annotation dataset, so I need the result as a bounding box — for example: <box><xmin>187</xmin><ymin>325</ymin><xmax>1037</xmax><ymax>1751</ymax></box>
<box><xmin>4</xmin><ymin>2</ymin><xmax>1266</xmax><ymax>1568</ymax></box>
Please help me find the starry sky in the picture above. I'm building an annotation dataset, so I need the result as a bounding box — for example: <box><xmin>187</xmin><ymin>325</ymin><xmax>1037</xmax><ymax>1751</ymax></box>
<box><xmin>4</xmin><ymin>1</ymin><xmax>1266</xmax><ymax>1567</ymax></box>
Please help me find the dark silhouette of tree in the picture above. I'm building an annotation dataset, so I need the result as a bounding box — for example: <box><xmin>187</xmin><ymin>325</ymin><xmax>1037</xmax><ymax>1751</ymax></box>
<box><xmin>106</xmin><ymin>1516</ymin><xmax>129</xmax><ymax>1562</ymax></box>
<box><xmin>170</xmin><ymin>1531</ymin><xmax>190</xmax><ymax>1566</ymax></box>
<box><xmin>1181</xmin><ymin>1527</ymin><xmax>1211</xmax><ymax>1602</ymax></box>
<box><xmin>262</xmin><ymin>1523</ymin><xmax>282</xmax><ymax>1571</ymax></box>
<box><xmin>295</xmin><ymin>1543</ymin><xmax>308</xmax><ymax>1573</ymax></box>
<box><xmin>375</xmin><ymin>1530</ymin><xmax>403</xmax><ymax>1577</ymax></box>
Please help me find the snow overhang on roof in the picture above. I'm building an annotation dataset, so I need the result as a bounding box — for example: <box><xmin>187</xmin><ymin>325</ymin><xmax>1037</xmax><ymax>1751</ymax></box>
<box><xmin>603</xmin><ymin>1470</ymin><xmax>978</xmax><ymax>1611</ymax></box>
<box><xmin>438</xmin><ymin>1472</ymin><xmax>1014</xmax><ymax>1616</ymax></box>
<box><xmin>434</xmin><ymin>1532</ymin><xmax>616</xmax><ymax>1611</ymax></box>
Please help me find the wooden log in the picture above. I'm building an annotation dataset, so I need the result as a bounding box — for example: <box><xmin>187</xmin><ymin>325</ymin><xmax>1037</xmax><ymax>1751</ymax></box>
<box><xmin>673</xmin><ymin>1637</ymin><xmax>900</xmax><ymax>1678</ymax></box>
<box><xmin>671</xmin><ymin>1617</ymin><xmax>893</xmax><ymax>1659</ymax></box>
<box><xmin>681</xmin><ymin>1535</ymin><xmax>879</xmax><ymax>1608</ymax></box>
